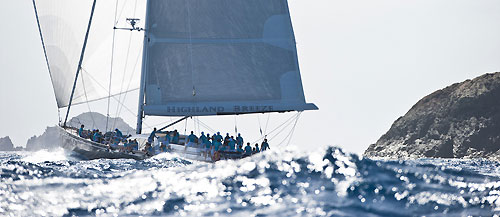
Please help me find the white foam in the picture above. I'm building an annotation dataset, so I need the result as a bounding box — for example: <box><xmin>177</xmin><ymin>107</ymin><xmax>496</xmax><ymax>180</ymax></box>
<box><xmin>21</xmin><ymin>148</ymin><xmax>73</xmax><ymax>163</ymax></box>
<box><xmin>150</xmin><ymin>152</ymin><xmax>183</xmax><ymax>160</ymax></box>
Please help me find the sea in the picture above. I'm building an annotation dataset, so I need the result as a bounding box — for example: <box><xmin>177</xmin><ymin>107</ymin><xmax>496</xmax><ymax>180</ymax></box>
<box><xmin>1</xmin><ymin>146</ymin><xmax>500</xmax><ymax>217</ymax></box>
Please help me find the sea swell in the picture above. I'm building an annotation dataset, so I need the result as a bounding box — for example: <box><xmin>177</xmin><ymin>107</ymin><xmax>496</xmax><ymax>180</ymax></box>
<box><xmin>1</xmin><ymin>146</ymin><xmax>500</xmax><ymax>216</ymax></box>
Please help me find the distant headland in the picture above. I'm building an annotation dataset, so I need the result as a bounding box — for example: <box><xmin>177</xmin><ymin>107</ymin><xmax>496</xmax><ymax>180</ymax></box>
<box><xmin>364</xmin><ymin>72</ymin><xmax>500</xmax><ymax>161</ymax></box>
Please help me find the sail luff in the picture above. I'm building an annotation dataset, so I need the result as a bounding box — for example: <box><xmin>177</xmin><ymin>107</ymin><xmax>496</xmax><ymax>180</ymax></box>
<box><xmin>283</xmin><ymin>1</ymin><xmax>307</xmax><ymax>101</ymax></box>
<box><xmin>63</xmin><ymin>0</ymin><xmax>97</xmax><ymax>127</ymax></box>
<box><xmin>32</xmin><ymin>0</ymin><xmax>58</xmax><ymax>108</ymax></box>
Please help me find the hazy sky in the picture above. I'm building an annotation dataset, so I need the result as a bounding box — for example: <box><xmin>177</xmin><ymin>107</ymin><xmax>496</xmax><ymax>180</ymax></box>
<box><xmin>1</xmin><ymin>0</ymin><xmax>500</xmax><ymax>154</ymax></box>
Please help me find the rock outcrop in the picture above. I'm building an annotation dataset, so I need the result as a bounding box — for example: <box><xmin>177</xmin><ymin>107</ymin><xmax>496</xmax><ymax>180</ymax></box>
<box><xmin>364</xmin><ymin>72</ymin><xmax>500</xmax><ymax>160</ymax></box>
<box><xmin>0</xmin><ymin>137</ymin><xmax>16</xmax><ymax>151</ymax></box>
<box><xmin>25</xmin><ymin>126</ymin><xmax>61</xmax><ymax>151</ymax></box>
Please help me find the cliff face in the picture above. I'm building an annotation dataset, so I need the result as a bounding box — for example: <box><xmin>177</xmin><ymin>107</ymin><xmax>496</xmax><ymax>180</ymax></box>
<box><xmin>0</xmin><ymin>137</ymin><xmax>15</xmax><ymax>151</ymax></box>
<box><xmin>25</xmin><ymin>126</ymin><xmax>61</xmax><ymax>151</ymax></box>
<box><xmin>364</xmin><ymin>72</ymin><xmax>500</xmax><ymax>160</ymax></box>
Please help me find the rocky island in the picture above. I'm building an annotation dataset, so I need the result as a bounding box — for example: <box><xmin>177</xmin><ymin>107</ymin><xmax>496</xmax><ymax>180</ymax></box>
<box><xmin>364</xmin><ymin>72</ymin><xmax>500</xmax><ymax>160</ymax></box>
<box><xmin>0</xmin><ymin>136</ymin><xmax>22</xmax><ymax>151</ymax></box>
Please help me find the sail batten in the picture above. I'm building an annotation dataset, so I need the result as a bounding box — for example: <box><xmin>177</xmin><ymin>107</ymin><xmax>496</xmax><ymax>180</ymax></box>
<box><xmin>143</xmin><ymin>0</ymin><xmax>317</xmax><ymax>116</ymax></box>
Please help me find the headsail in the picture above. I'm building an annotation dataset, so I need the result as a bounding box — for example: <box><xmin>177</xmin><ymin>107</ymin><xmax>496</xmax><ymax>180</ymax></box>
<box><xmin>142</xmin><ymin>0</ymin><xmax>317</xmax><ymax>116</ymax></box>
<box><xmin>33</xmin><ymin>0</ymin><xmax>145</xmax><ymax>108</ymax></box>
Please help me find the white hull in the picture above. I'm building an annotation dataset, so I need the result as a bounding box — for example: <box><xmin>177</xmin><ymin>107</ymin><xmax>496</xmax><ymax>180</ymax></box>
<box><xmin>59</xmin><ymin>126</ymin><xmax>247</xmax><ymax>162</ymax></box>
<box><xmin>167</xmin><ymin>144</ymin><xmax>213</xmax><ymax>162</ymax></box>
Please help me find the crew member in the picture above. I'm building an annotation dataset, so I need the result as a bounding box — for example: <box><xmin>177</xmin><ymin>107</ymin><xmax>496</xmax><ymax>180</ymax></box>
<box><xmin>223</xmin><ymin>133</ymin><xmax>230</xmax><ymax>146</ymax></box>
<box><xmin>254</xmin><ymin>143</ymin><xmax>260</xmax><ymax>153</ymax></box>
<box><xmin>148</xmin><ymin>128</ymin><xmax>157</xmax><ymax>143</ymax></box>
<box><xmin>78</xmin><ymin>125</ymin><xmax>85</xmax><ymax>138</ymax></box>
<box><xmin>115</xmin><ymin>128</ymin><xmax>123</xmax><ymax>138</ymax></box>
<box><xmin>186</xmin><ymin>131</ymin><xmax>198</xmax><ymax>148</ymax></box>
<box><xmin>237</xmin><ymin>144</ymin><xmax>244</xmax><ymax>154</ymax></box>
<box><xmin>244</xmin><ymin>142</ymin><xmax>253</xmax><ymax>156</ymax></box>
<box><xmin>236</xmin><ymin>133</ymin><xmax>244</xmax><ymax>147</ymax></box>
<box><xmin>261</xmin><ymin>139</ymin><xmax>270</xmax><ymax>151</ymax></box>
<box><xmin>215</xmin><ymin>132</ymin><xmax>223</xmax><ymax>144</ymax></box>
<box><xmin>228</xmin><ymin>136</ymin><xmax>236</xmax><ymax>151</ymax></box>
<box><xmin>172</xmin><ymin>130</ymin><xmax>180</xmax><ymax>144</ymax></box>
<box><xmin>200</xmin><ymin>132</ymin><xmax>207</xmax><ymax>144</ymax></box>
<box><xmin>165</xmin><ymin>131</ymin><xmax>171</xmax><ymax>144</ymax></box>
<box><xmin>144</xmin><ymin>142</ymin><xmax>154</xmax><ymax>156</ymax></box>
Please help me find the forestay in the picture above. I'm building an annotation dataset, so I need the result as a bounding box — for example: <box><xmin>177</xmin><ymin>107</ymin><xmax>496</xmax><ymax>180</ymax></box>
<box><xmin>143</xmin><ymin>0</ymin><xmax>317</xmax><ymax>116</ymax></box>
<box><xmin>33</xmin><ymin>0</ymin><xmax>146</xmax><ymax>108</ymax></box>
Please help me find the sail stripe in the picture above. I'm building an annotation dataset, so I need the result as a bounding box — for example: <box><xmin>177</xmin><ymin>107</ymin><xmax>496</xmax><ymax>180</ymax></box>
<box><xmin>152</xmin><ymin>38</ymin><xmax>287</xmax><ymax>44</ymax></box>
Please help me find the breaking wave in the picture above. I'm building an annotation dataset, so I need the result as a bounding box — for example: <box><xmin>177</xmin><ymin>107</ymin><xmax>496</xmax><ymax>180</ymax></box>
<box><xmin>21</xmin><ymin>148</ymin><xmax>74</xmax><ymax>163</ymax></box>
<box><xmin>1</xmin><ymin>146</ymin><xmax>500</xmax><ymax>216</ymax></box>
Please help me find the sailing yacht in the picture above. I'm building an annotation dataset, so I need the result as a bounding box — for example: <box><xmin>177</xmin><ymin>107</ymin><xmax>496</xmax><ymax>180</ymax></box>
<box><xmin>32</xmin><ymin>0</ymin><xmax>317</xmax><ymax>161</ymax></box>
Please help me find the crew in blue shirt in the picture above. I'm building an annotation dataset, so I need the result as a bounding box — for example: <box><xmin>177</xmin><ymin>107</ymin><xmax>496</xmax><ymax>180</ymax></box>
<box><xmin>187</xmin><ymin>131</ymin><xmax>198</xmax><ymax>148</ymax></box>
<box><xmin>78</xmin><ymin>125</ymin><xmax>85</xmax><ymax>138</ymax></box>
<box><xmin>144</xmin><ymin>142</ymin><xmax>154</xmax><ymax>155</ymax></box>
<box><xmin>205</xmin><ymin>138</ymin><xmax>212</xmax><ymax>150</ymax></box>
<box><xmin>165</xmin><ymin>131</ymin><xmax>172</xmax><ymax>144</ymax></box>
<box><xmin>115</xmin><ymin>128</ymin><xmax>123</xmax><ymax>138</ymax></box>
<box><xmin>237</xmin><ymin>145</ymin><xmax>244</xmax><ymax>153</ymax></box>
<box><xmin>172</xmin><ymin>130</ymin><xmax>179</xmax><ymax>144</ymax></box>
<box><xmin>93</xmin><ymin>130</ymin><xmax>101</xmax><ymax>143</ymax></box>
<box><xmin>206</xmin><ymin>134</ymin><xmax>211</xmax><ymax>145</ymax></box>
<box><xmin>187</xmin><ymin>131</ymin><xmax>197</xmax><ymax>142</ymax></box>
<box><xmin>148</xmin><ymin>128</ymin><xmax>157</xmax><ymax>143</ymax></box>
<box><xmin>244</xmin><ymin>142</ymin><xmax>253</xmax><ymax>155</ymax></box>
<box><xmin>200</xmin><ymin>132</ymin><xmax>207</xmax><ymax>144</ymax></box>
<box><xmin>215</xmin><ymin>132</ymin><xmax>223</xmax><ymax>143</ymax></box>
<box><xmin>236</xmin><ymin>133</ymin><xmax>243</xmax><ymax>147</ymax></box>
<box><xmin>204</xmin><ymin>137</ymin><xmax>213</xmax><ymax>159</ymax></box>
<box><xmin>228</xmin><ymin>136</ymin><xmax>236</xmax><ymax>151</ymax></box>
<box><xmin>132</xmin><ymin>139</ymin><xmax>139</xmax><ymax>151</ymax></box>
<box><xmin>223</xmin><ymin>133</ymin><xmax>230</xmax><ymax>146</ymax></box>
<box><xmin>254</xmin><ymin>143</ymin><xmax>260</xmax><ymax>153</ymax></box>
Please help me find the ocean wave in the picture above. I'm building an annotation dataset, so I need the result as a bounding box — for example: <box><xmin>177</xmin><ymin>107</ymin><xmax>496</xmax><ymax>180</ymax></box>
<box><xmin>1</xmin><ymin>146</ymin><xmax>500</xmax><ymax>216</ymax></box>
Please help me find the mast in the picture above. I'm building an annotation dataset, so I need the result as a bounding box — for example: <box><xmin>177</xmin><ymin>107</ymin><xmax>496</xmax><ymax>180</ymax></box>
<box><xmin>136</xmin><ymin>0</ymin><xmax>150</xmax><ymax>134</ymax></box>
<box><xmin>63</xmin><ymin>0</ymin><xmax>98</xmax><ymax>127</ymax></box>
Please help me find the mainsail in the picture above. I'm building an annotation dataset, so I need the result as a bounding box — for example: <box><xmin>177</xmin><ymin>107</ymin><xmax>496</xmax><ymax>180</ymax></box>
<box><xmin>33</xmin><ymin>0</ymin><xmax>145</xmax><ymax>108</ymax></box>
<box><xmin>141</xmin><ymin>0</ymin><xmax>317</xmax><ymax>116</ymax></box>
